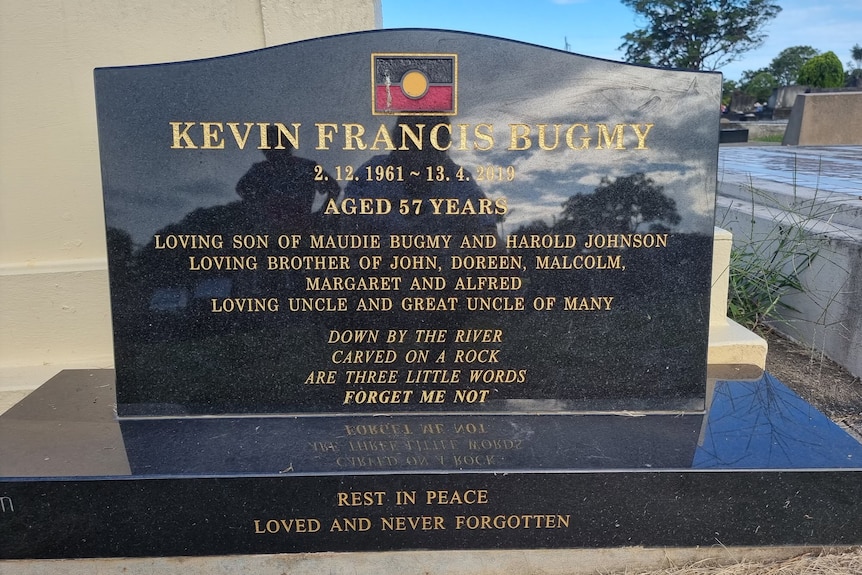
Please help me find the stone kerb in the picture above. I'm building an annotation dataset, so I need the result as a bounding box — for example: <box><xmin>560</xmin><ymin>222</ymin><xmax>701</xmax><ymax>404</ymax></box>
<box><xmin>717</xmin><ymin>170</ymin><xmax>862</xmax><ymax>378</ymax></box>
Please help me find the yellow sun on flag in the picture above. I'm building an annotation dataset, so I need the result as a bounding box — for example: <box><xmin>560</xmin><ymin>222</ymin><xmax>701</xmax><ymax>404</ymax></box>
<box><xmin>401</xmin><ymin>70</ymin><xmax>429</xmax><ymax>99</ymax></box>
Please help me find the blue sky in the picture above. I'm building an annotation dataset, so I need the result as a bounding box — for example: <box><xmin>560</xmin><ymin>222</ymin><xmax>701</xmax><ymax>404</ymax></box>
<box><xmin>382</xmin><ymin>0</ymin><xmax>862</xmax><ymax>82</ymax></box>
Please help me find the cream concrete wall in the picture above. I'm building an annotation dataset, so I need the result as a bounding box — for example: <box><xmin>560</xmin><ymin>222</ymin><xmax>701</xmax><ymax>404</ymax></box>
<box><xmin>0</xmin><ymin>0</ymin><xmax>381</xmax><ymax>371</ymax></box>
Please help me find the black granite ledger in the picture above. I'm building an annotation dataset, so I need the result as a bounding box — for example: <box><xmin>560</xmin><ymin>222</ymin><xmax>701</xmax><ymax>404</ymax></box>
<box><xmin>95</xmin><ymin>29</ymin><xmax>719</xmax><ymax>416</ymax></box>
<box><xmin>4</xmin><ymin>367</ymin><xmax>862</xmax><ymax>557</ymax></box>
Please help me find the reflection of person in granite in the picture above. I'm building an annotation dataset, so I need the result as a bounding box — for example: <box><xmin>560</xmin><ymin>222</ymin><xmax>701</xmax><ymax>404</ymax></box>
<box><xmin>134</xmin><ymin>128</ymin><xmax>340</xmax><ymax>329</ymax></box>
<box><xmin>339</xmin><ymin>116</ymin><xmax>503</xmax><ymax>333</ymax></box>
<box><xmin>339</xmin><ymin>116</ymin><xmax>499</xmax><ymax>240</ymax></box>
<box><xmin>236</xmin><ymin>126</ymin><xmax>340</xmax><ymax>232</ymax></box>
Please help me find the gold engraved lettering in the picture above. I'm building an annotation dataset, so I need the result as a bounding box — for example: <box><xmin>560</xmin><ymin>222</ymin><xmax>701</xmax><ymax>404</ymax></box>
<box><xmin>473</xmin><ymin>123</ymin><xmax>494</xmax><ymax>151</ymax></box>
<box><xmin>464</xmin><ymin>297</ymin><xmax>525</xmax><ymax>311</ymax></box>
<box><xmin>451</xmin><ymin>255</ymin><xmax>522</xmax><ymax>270</ymax></box>
<box><xmin>389</xmin><ymin>234</ymin><xmax>452</xmax><ymax>250</ymax></box>
<box><xmin>565</xmin><ymin>123</ymin><xmax>591</xmax><ymax>150</ymax></box>
<box><xmin>453</xmin><ymin>389</ymin><xmax>491</xmax><ymax>403</ymax></box>
<box><xmin>328</xmin><ymin>329</ymin><xmax>379</xmax><ymax>343</ymax></box>
<box><xmin>430</xmin><ymin>123</ymin><xmax>452</xmax><ymax>151</ymax></box>
<box><xmin>400</xmin><ymin>297</ymin><xmax>458</xmax><ymax>312</ymax></box>
<box><xmin>583</xmin><ymin>233</ymin><xmax>667</xmax><ymax>249</ymax></box>
<box><xmin>505</xmin><ymin>234</ymin><xmax>577</xmax><ymax>249</ymax></box>
<box><xmin>231</xmin><ymin>234</ymin><xmax>268</xmax><ymax>249</ymax></box>
<box><xmin>315</xmin><ymin>123</ymin><xmax>338</xmax><ymax>150</ymax></box>
<box><xmin>631</xmin><ymin>123</ymin><xmax>654</xmax><ymax>149</ymax></box>
<box><xmin>454</xmin><ymin>514</ymin><xmax>570</xmax><ymax>529</ymax></box>
<box><xmin>286</xmin><ymin>297</ymin><xmax>348</xmax><ymax>312</ymax></box>
<box><xmin>345</xmin><ymin>370</ymin><xmax>399</xmax><ymax>384</ymax></box>
<box><xmin>189</xmin><ymin>255</ymin><xmax>257</xmax><ymax>271</ymax></box>
<box><xmin>200</xmin><ymin>122</ymin><xmax>224</xmax><ymax>149</ymax></box>
<box><xmin>324</xmin><ymin>197</ymin><xmax>392</xmax><ymax>215</ymax></box>
<box><xmin>307</xmin><ymin>276</ymin><xmax>403</xmax><ymax>291</ymax></box>
<box><xmin>331</xmin><ymin>349</ymin><xmax>397</xmax><ymax>364</ymax></box>
<box><xmin>227</xmin><ymin>122</ymin><xmax>255</xmax><ymax>149</ymax></box>
<box><xmin>343</xmin><ymin>123</ymin><xmax>367</xmax><ymax>150</ymax></box>
<box><xmin>454</xmin><ymin>276</ymin><xmax>522</xmax><ymax>290</ymax></box>
<box><xmin>538</xmin><ymin>124</ymin><xmax>562</xmax><ymax>150</ymax></box>
<box><xmin>399</xmin><ymin>122</ymin><xmax>424</xmax><ymax>150</ymax></box>
<box><xmin>329</xmin><ymin>517</ymin><xmax>373</xmax><ymax>532</ymax></box>
<box><xmin>211</xmin><ymin>298</ymin><xmax>278</xmax><ymax>313</ymax></box>
<box><xmin>304</xmin><ymin>371</ymin><xmax>336</xmax><ymax>384</ymax></box>
<box><xmin>596</xmin><ymin>124</ymin><xmax>625</xmax><ymax>149</ymax></box>
<box><xmin>469</xmin><ymin>369</ymin><xmax>527</xmax><ymax>383</ymax></box>
<box><xmin>267</xmin><ymin>255</ymin><xmax>350</xmax><ymax>271</ymax></box>
<box><xmin>508</xmin><ymin>124</ymin><xmax>531</xmax><ymax>150</ymax></box>
<box><xmin>390</xmin><ymin>255</ymin><xmax>439</xmax><ymax>271</ymax></box>
<box><xmin>405</xmin><ymin>370</ymin><xmax>460</xmax><ymax>384</ymax></box>
<box><xmin>535</xmin><ymin>255</ymin><xmax>622</xmax><ymax>270</ymax></box>
<box><xmin>371</xmin><ymin>123</ymin><xmax>397</xmax><ymax>150</ymax></box>
<box><xmin>419</xmin><ymin>389</ymin><xmax>447</xmax><ymax>403</ymax></box>
<box><xmin>426</xmin><ymin>489</ymin><xmax>488</xmax><ymax>505</ymax></box>
<box><xmin>310</xmin><ymin>234</ymin><xmax>381</xmax><ymax>249</ymax></box>
<box><xmin>454</xmin><ymin>329</ymin><xmax>503</xmax><ymax>343</ymax></box>
<box><xmin>381</xmin><ymin>516</ymin><xmax>446</xmax><ymax>531</ymax></box>
<box><xmin>271</xmin><ymin>122</ymin><xmax>301</xmax><ymax>149</ymax></box>
<box><xmin>343</xmin><ymin>389</ymin><xmax>414</xmax><ymax>404</ymax></box>
<box><xmin>563</xmin><ymin>296</ymin><xmax>614</xmax><ymax>311</ymax></box>
<box><xmin>356</xmin><ymin>297</ymin><xmax>394</xmax><ymax>311</ymax></box>
<box><xmin>459</xmin><ymin>234</ymin><xmax>497</xmax><ymax>249</ymax></box>
<box><xmin>409</xmin><ymin>276</ymin><xmax>446</xmax><ymax>290</ymax></box>
<box><xmin>170</xmin><ymin>122</ymin><xmax>198</xmax><ymax>149</ymax></box>
<box><xmin>154</xmin><ymin>234</ymin><xmax>223</xmax><ymax>249</ymax></box>
<box><xmin>253</xmin><ymin>518</ymin><xmax>322</xmax><ymax>534</ymax></box>
<box><xmin>336</xmin><ymin>491</ymin><xmax>386</xmax><ymax>506</ymax></box>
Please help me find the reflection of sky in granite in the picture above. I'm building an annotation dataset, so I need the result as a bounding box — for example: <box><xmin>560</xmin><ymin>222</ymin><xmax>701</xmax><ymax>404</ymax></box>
<box><xmin>96</xmin><ymin>30</ymin><xmax>720</xmax><ymax>245</ymax></box>
<box><xmin>695</xmin><ymin>373</ymin><xmax>862</xmax><ymax>469</ymax></box>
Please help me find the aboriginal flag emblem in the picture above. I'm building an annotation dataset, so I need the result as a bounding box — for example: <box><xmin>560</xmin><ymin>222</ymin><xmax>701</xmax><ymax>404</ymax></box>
<box><xmin>372</xmin><ymin>54</ymin><xmax>457</xmax><ymax>115</ymax></box>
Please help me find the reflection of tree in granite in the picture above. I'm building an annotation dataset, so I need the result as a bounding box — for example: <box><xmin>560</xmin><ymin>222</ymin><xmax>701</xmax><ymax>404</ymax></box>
<box><xmin>557</xmin><ymin>172</ymin><xmax>680</xmax><ymax>235</ymax></box>
<box><xmin>694</xmin><ymin>374</ymin><xmax>862</xmax><ymax>469</ymax></box>
<box><xmin>502</xmin><ymin>173</ymin><xmax>708</xmax><ymax>408</ymax></box>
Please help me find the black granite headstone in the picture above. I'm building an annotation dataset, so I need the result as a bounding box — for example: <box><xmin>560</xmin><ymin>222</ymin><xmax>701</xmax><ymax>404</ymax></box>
<box><xmin>96</xmin><ymin>30</ymin><xmax>717</xmax><ymax>420</ymax></box>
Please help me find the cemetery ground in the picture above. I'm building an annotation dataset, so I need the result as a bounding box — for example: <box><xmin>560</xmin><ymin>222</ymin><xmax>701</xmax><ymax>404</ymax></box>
<box><xmin>764</xmin><ymin>329</ymin><xmax>862</xmax><ymax>439</ymax></box>
<box><xmin>606</xmin><ymin>546</ymin><xmax>862</xmax><ymax>575</ymax></box>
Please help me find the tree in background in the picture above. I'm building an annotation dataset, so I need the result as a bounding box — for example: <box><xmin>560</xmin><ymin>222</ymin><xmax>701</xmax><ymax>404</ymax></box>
<box><xmin>619</xmin><ymin>0</ymin><xmax>781</xmax><ymax>70</ymax></box>
<box><xmin>744</xmin><ymin>70</ymin><xmax>778</xmax><ymax>101</ymax></box>
<box><xmin>797</xmin><ymin>51</ymin><xmax>845</xmax><ymax>88</ymax></box>
<box><xmin>721</xmin><ymin>79</ymin><xmax>738</xmax><ymax>105</ymax></box>
<box><xmin>848</xmin><ymin>44</ymin><xmax>862</xmax><ymax>84</ymax></box>
<box><xmin>768</xmin><ymin>46</ymin><xmax>819</xmax><ymax>85</ymax></box>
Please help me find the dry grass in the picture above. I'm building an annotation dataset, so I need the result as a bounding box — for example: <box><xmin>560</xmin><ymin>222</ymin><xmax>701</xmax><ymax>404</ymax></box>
<box><xmin>607</xmin><ymin>548</ymin><xmax>862</xmax><ymax>575</ymax></box>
